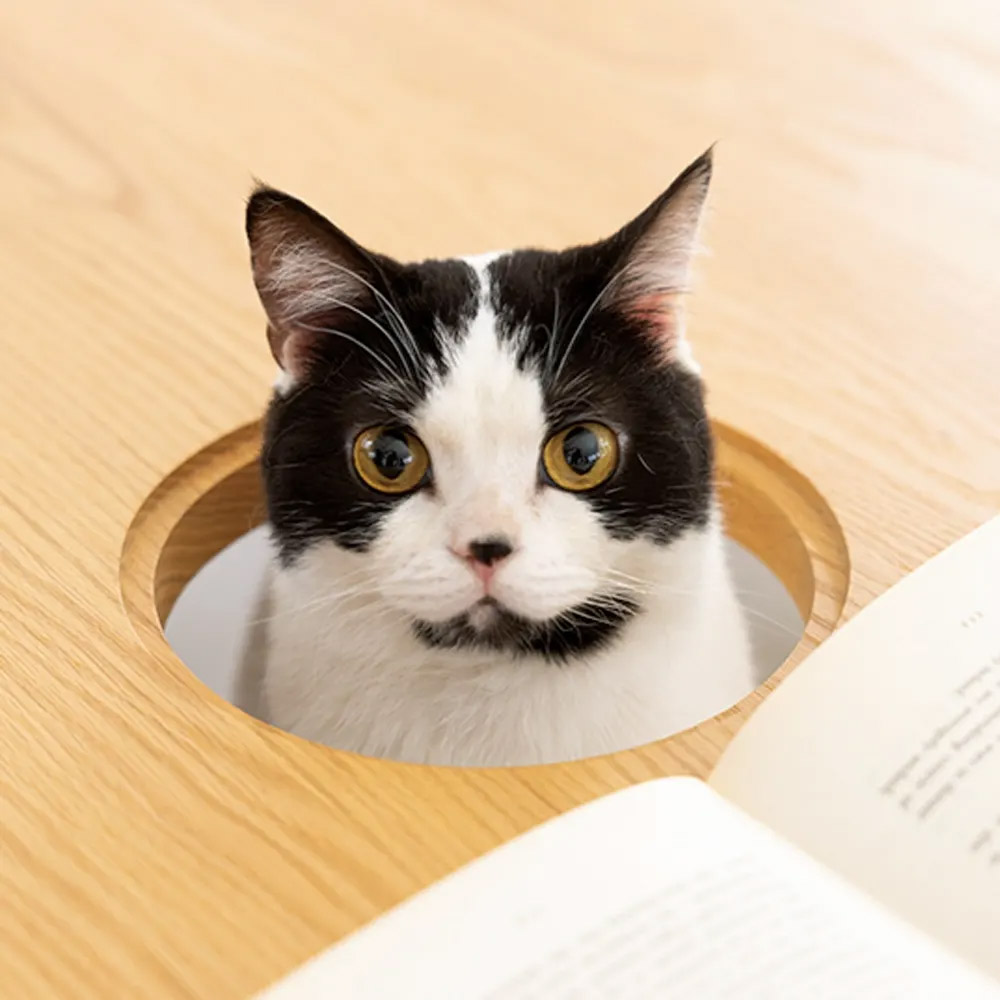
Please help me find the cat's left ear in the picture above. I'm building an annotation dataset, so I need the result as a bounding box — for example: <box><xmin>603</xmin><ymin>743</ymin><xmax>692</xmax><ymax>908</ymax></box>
<box><xmin>609</xmin><ymin>148</ymin><xmax>713</xmax><ymax>368</ymax></box>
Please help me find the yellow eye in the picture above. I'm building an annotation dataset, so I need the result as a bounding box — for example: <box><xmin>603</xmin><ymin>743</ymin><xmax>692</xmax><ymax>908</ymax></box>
<box><xmin>353</xmin><ymin>426</ymin><xmax>430</xmax><ymax>494</ymax></box>
<box><xmin>542</xmin><ymin>422</ymin><xmax>619</xmax><ymax>492</ymax></box>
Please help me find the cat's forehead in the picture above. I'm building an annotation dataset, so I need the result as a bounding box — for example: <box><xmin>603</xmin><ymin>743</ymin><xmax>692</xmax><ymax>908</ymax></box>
<box><xmin>402</xmin><ymin>247</ymin><xmax>576</xmax><ymax>348</ymax></box>
<box><xmin>403</xmin><ymin>248</ymin><xmax>559</xmax><ymax>376</ymax></box>
<box><xmin>403</xmin><ymin>248</ymin><xmax>620</xmax><ymax>443</ymax></box>
<box><xmin>413</xmin><ymin>254</ymin><xmax>548</xmax><ymax>471</ymax></box>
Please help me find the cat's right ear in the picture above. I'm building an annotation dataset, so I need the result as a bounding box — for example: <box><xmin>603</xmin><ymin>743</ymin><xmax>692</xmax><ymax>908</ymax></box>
<box><xmin>245</xmin><ymin>186</ymin><xmax>388</xmax><ymax>380</ymax></box>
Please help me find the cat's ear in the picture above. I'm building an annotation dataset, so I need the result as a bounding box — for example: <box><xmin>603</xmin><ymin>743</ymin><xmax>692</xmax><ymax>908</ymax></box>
<box><xmin>246</xmin><ymin>186</ymin><xmax>390</xmax><ymax>379</ymax></box>
<box><xmin>609</xmin><ymin>149</ymin><xmax>713</xmax><ymax>368</ymax></box>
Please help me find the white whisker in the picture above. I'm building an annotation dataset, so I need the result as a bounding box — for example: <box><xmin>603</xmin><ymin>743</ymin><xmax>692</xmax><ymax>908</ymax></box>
<box><xmin>549</xmin><ymin>269</ymin><xmax>625</xmax><ymax>383</ymax></box>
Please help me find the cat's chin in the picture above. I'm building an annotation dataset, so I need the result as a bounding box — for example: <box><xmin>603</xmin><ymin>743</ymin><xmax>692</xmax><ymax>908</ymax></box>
<box><xmin>465</xmin><ymin>598</ymin><xmax>502</xmax><ymax>633</ymax></box>
<box><xmin>411</xmin><ymin>592</ymin><xmax>640</xmax><ymax>662</ymax></box>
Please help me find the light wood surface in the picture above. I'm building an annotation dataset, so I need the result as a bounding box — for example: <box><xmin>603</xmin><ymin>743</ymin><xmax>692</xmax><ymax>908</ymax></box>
<box><xmin>2</xmin><ymin>1</ymin><xmax>998</xmax><ymax>996</ymax></box>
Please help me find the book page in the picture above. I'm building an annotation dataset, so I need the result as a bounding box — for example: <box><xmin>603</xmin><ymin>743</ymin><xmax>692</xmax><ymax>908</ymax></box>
<box><xmin>712</xmin><ymin>515</ymin><xmax>1000</xmax><ymax>980</ymax></box>
<box><xmin>255</xmin><ymin>779</ymin><xmax>997</xmax><ymax>999</ymax></box>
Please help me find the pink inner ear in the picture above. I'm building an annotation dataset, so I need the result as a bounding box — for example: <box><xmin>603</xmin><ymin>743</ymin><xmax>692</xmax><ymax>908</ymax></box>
<box><xmin>268</xmin><ymin>323</ymin><xmax>315</xmax><ymax>378</ymax></box>
<box><xmin>624</xmin><ymin>291</ymin><xmax>681</xmax><ymax>359</ymax></box>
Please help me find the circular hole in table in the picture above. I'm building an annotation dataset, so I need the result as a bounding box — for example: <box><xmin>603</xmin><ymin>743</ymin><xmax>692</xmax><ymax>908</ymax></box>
<box><xmin>120</xmin><ymin>420</ymin><xmax>850</xmax><ymax>762</ymax></box>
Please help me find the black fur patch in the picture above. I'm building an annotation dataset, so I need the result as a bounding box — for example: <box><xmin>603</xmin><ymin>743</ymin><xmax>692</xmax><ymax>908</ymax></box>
<box><xmin>414</xmin><ymin>593</ymin><xmax>640</xmax><ymax>660</ymax></box>
<box><xmin>487</xmin><ymin>248</ymin><xmax>712</xmax><ymax>545</ymax></box>
<box><xmin>261</xmin><ymin>257</ymin><xmax>478</xmax><ymax>565</ymax></box>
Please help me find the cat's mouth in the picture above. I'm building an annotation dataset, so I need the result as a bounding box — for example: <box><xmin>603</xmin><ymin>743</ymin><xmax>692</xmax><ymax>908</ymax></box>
<box><xmin>412</xmin><ymin>592</ymin><xmax>640</xmax><ymax>661</ymax></box>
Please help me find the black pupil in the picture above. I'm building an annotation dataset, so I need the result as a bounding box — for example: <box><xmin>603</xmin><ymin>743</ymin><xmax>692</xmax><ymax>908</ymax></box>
<box><xmin>562</xmin><ymin>426</ymin><xmax>601</xmax><ymax>476</ymax></box>
<box><xmin>369</xmin><ymin>430</ymin><xmax>412</xmax><ymax>481</ymax></box>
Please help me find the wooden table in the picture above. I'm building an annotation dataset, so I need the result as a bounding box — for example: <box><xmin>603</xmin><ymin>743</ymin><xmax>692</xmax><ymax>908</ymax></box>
<box><xmin>2</xmin><ymin>1</ymin><xmax>998</xmax><ymax>996</ymax></box>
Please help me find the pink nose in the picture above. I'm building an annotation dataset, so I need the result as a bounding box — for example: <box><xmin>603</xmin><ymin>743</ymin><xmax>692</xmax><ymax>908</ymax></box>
<box><xmin>456</xmin><ymin>536</ymin><xmax>515</xmax><ymax>588</ymax></box>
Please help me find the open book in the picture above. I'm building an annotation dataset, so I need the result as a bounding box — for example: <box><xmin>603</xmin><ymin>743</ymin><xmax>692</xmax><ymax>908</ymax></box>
<box><xmin>259</xmin><ymin>517</ymin><xmax>1000</xmax><ymax>999</ymax></box>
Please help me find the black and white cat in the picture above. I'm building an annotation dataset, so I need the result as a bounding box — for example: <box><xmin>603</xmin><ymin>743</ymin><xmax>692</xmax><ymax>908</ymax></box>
<box><xmin>237</xmin><ymin>151</ymin><xmax>753</xmax><ymax>765</ymax></box>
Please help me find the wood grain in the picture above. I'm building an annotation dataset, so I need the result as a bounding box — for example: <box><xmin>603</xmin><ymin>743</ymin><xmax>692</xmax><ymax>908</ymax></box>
<box><xmin>1</xmin><ymin>0</ymin><xmax>998</xmax><ymax>996</ymax></box>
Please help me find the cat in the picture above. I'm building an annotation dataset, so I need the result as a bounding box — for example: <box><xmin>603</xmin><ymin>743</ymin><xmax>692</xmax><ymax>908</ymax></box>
<box><xmin>236</xmin><ymin>149</ymin><xmax>753</xmax><ymax>766</ymax></box>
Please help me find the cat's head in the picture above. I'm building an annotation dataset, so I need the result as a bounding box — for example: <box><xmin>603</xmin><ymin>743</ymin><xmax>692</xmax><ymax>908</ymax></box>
<box><xmin>247</xmin><ymin>152</ymin><xmax>716</xmax><ymax>659</ymax></box>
